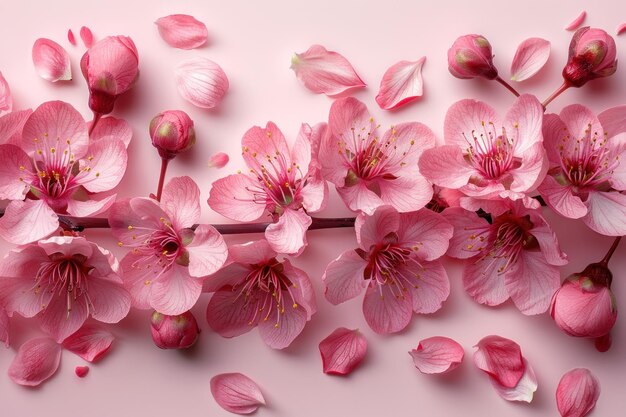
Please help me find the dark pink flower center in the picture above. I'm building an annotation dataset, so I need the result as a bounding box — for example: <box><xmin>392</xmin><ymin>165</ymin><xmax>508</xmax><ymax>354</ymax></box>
<box><xmin>34</xmin><ymin>253</ymin><xmax>93</xmax><ymax>314</ymax></box>
<box><xmin>463</xmin><ymin>122</ymin><xmax>516</xmax><ymax>180</ymax></box>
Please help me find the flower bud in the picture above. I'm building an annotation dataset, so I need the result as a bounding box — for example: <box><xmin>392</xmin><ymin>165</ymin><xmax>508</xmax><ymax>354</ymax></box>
<box><xmin>447</xmin><ymin>34</ymin><xmax>498</xmax><ymax>80</ymax></box>
<box><xmin>150</xmin><ymin>310</ymin><xmax>200</xmax><ymax>349</ymax></box>
<box><xmin>149</xmin><ymin>110</ymin><xmax>196</xmax><ymax>159</ymax></box>
<box><xmin>562</xmin><ymin>27</ymin><xmax>617</xmax><ymax>87</ymax></box>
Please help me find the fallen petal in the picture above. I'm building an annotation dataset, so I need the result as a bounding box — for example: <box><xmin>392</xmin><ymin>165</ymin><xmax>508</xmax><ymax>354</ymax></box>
<box><xmin>376</xmin><ymin>57</ymin><xmax>425</xmax><ymax>110</ymax></box>
<box><xmin>156</xmin><ymin>14</ymin><xmax>208</xmax><ymax>49</ymax></box>
<box><xmin>319</xmin><ymin>327</ymin><xmax>367</xmax><ymax>376</ymax></box>
<box><xmin>0</xmin><ymin>72</ymin><xmax>12</xmax><ymax>115</ymax></box>
<box><xmin>410</xmin><ymin>336</ymin><xmax>464</xmax><ymax>375</ymax></box>
<box><xmin>565</xmin><ymin>11</ymin><xmax>586</xmax><ymax>31</ymax></box>
<box><xmin>175</xmin><ymin>57</ymin><xmax>229</xmax><ymax>109</ymax></box>
<box><xmin>617</xmin><ymin>23</ymin><xmax>626</xmax><ymax>36</ymax></box>
<box><xmin>32</xmin><ymin>38</ymin><xmax>72</xmax><ymax>82</ymax></box>
<box><xmin>208</xmin><ymin>152</ymin><xmax>229</xmax><ymax>168</ymax></box>
<box><xmin>62</xmin><ymin>325</ymin><xmax>114</xmax><ymax>362</ymax></box>
<box><xmin>68</xmin><ymin>29</ymin><xmax>76</xmax><ymax>46</ymax></box>
<box><xmin>0</xmin><ymin>309</ymin><xmax>9</xmax><ymax>347</ymax></box>
<box><xmin>510</xmin><ymin>38</ymin><xmax>550</xmax><ymax>81</ymax></box>
<box><xmin>290</xmin><ymin>44</ymin><xmax>365</xmax><ymax>96</ymax></box>
<box><xmin>490</xmin><ymin>359</ymin><xmax>538</xmax><ymax>402</ymax></box>
<box><xmin>80</xmin><ymin>26</ymin><xmax>94</xmax><ymax>48</ymax></box>
<box><xmin>556</xmin><ymin>368</ymin><xmax>600</xmax><ymax>417</ymax></box>
<box><xmin>473</xmin><ymin>335</ymin><xmax>525</xmax><ymax>388</ymax></box>
<box><xmin>210</xmin><ymin>373</ymin><xmax>266</xmax><ymax>415</ymax></box>
<box><xmin>8</xmin><ymin>337</ymin><xmax>61</xmax><ymax>386</ymax></box>
<box><xmin>75</xmin><ymin>366</ymin><xmax>89</xmax><ymax>378</ymax></box>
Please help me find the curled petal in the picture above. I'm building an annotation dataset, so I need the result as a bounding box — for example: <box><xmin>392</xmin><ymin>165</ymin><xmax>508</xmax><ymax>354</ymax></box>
<box><xmin>617</xmin><ymin>23</ymin><xmax>626</xmax><ymax>36</ymax></box>
<box><xmin>410</xmin><ymin>336</ymin><xmax>464</xmax><ymax>374</ymax></box>
<box><xmin>175</xmin><ymin>57</ymin><xmax>229</xmax><ymax>109</ymax></box>
<box><xmin>565</xmin><ymin>11</ymin><xmax>586</xmax><ymax>31</ymax></box>
<box><xmin>210</xmin><ymin>373</ymin><xmax>266</xmax><ymax>415</ymax></box>
<box><xmin>473</xmin><ymin>335</ymin><xmax>525</xmax><ymax>388</ymax></box>
<box><xmin>0</xmin><ymin>72</ymin><xmax>12</xmax><ymax>115</ymax></box>
<box><xmin>490</xmin><ymin>359</ymin><xmax>538</xmax><ymax>402</ymax></box>
<box><xmin>510</xmin><ymin>38</ymin><xmax>550</xmax><ymax>81</ymax></box>
<box><xmin>376</xmin><ymin>57</ymin><xmax>425</xmax><ymax>110</ymax></box>
<box><xmin>265</xmin><ymin>208</ymin><xmax>311</xmax><ymax>256</ymax></box>
<box><xmin>156</xmin><ymin>14</ymin><xmax>208</xmax><ymax>49</ymax></box>
<box><xmin>62</xmin><ymin>325</ymin><xmax>115</xmax><ymax>362</ymax></box>
<box><xmin>208</xmin><ymin>152</ymin><xmax>229</xmax><ymax>168</ymax></box>
<box><xmin>67</xmin><ymin>29</ymin><xmax>76</xmax><ymax>46</ymax></box>
<box><xmin>556</xmin><ymin>368</ymin><xmax>600</xmax><ymax>417</ymax></box>
<box><xmin>290</xmin><ymin>44</ymin><xmax>365</xmax><ymax>95</ymax></box>
<box><xmin>319</xmin><ymin>328</ymin><xmax>367</xmax><ymax>376</ymax></box>
<box><xmin>9</xmin><ymin>337</ymin><xmax>61</xmax><ymax>386</ymax></box>
<box><xmin>32</xmin><ymin>38</ymin><xmax>72</xmax><ymax>82</ymax></box>
<box><xmin>80</xmin><ymin>26</ymin><xmax>94</xmax><ymax>48</ymax></box>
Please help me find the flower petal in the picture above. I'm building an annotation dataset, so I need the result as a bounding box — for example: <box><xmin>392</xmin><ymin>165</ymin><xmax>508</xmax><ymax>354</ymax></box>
<box><xmin>410</xmin><ymin>336</ymin><xmax>464</xmax><ymax>374</ymax></box>
<box><xmin>444</xmin><ymin>98</ymin><xmax>501</xmax><ymax>149</ymax></box>
<box><xmin>397</xmin><ymin>209</ymin><xmax>453</xmax><ymax>261</ymax></box>
<box><xmin>87</xmin><ymin>275</ymin><xmax>131</xmax><ymax>324</ymax></box>
<box><xmin>319</xmin><ymin>327</ymin><xmax>367</xmax><ymax>376</ymax></box>
<box><xmin>490</xmin><ymin>359</ymin><xmax>537</xmax><ymax>402</ymax></box>
<box><xmin>78</xmin><ymin>138</ymin><xmax>127</xmax><ymax>193</ymax></box>
<box><xmin>473</xmin><ymin>335</ymin><xmax>525</xmax><ymax>388</ymax></box>
<box><xmin>583</xmin><ymin>191</ymin><xmax>626</xmax><ymax>236</ymax></box>
<box><xmin>150</xmin><ymin>265</ymin><xmax>203</xmax><ymax>315</ymax></box>
<box><xmin>175</xmin><ymin>57</ymin><xmax>229</xmax><ymax>109</ymax></box>
<box><xmin>32</xmin><ymin>38</ymin><xmax>72</xmax><ymax>82</ymax></box>
<box><xmin>0</xmin><ymin>72</ymin><xmax>12</xmax><ymax>115</ymax></box>
<box><xmin>155</xmin><ymin>14</ymin><xmax>208</xmax><ymax>50</ymax></box>
<box><xmin>0</xmin><ymin>144</ymin><xmax>30</xmax><ymax>200</ymax></box>
<box><xmin>418</xmin><ymin>145</ymin><xmax>476</xmax><ymax>189</ymax></box>
<box><xmin>265</xmin><ymin>208</ymin><xmax>311</xmax><ymax>255</ymax></box>
<box><xmin>291</xmin><ymin>44</ymin><xmax>365</xmax><ymax>96</ymax></box>
<box><xmin>186</xmin><ymin>224</ymin><xmax>228</xmax><ymax>277</ymax></box>
<box><xmin>510</xmin><ymin>38</ymin><xmax>550</xmax><ymax>82</ymax></box>
<box><xmin>257</xmin><ymin>293</ymin><xmax>308</xmax><ymax>349</ymax></box>
<box><xmin>362</xmin><ymin>282</ymin><xmax>413</xmax><ymax>334</ymax></box>
<box><xmin>161</xmin><ymin>176</ymin><xmax>201</xmax><ymax>229</ymax></box>
<box><xmin>442</xmin><ymin>207</ymin><xmax>490</xmax><ymax>259</ymax></box>
<box><xmin>618</xmin><ymin>23</ymin><xmax>626</xmax><ymax>36</ymax></box>
<box><xmin>208</xmin><ymin>174</ymin><xmax>266</xmax><ymax>222</ymax></box>
<box><xmin>0</xmin><ymin>199</ymin><xmax>59</xmax><ymax>244</ymax></box>
<box><xmin>565</xmin><ymin>11</ymin><xmax>586</xmax><ymax>31</ymax></box>
<box><xmin>67</xmin><ymin>29</ymin><xmax>76</xmax><ymax>46</ymax></box>
<box><xmin>119</xmin><ymin>252</ymin><xmax>158</xmax><ymax>310</ymax></box>
<box><xmin>463</xmin><ymin>254</ymin><xmax>510</xmax><ymax>307</ymax></box>
<box><xmin>89</xmin><ymin>116</ymin><xmax>132</xmax><ymax>147</ymax></box>
<box><xmin>8</xmin><ymin>337</ymin><xmax>61</xmax><ymax>386</ymax></box>
<box><xmin>39</xmin><ymin>292</ymin><xmax>89</xmax><ymax>342</ymax></box>
<box><xmin>405</xmin><ymin>260</ymin><xmax>450</xmax><ymax>314</ymax></box>
<box><xmin>337</xmin><ymin>181</ymin><xmax>384</xmax><ymax>215</ymax></box>
<box><xmin>80</xmin><ymin>26</ymin><xmax>94</xmax><ymax>48</ymax></box>
<box><xmin>322</xmin><ymin>250</ymin><xmax>368</xmax><ymax>305</ymax></box>
<box><xmin>66</xmin><ymin>194</ymin><xmax>117</xmax><ymax>217</ymax></box>
<box><xmin>208</xmin><ymin>152</ymin><xmax>229</xmax><ymax>168</ymax></box>
<box><xmin>539</xmin><ymin>176</ymin><xmax>588</xmax><ymax>219</ymax></box>
<box><xmin>206</xmin><ymin>286</ymin><xmax>260</xmax><ymax>338</ymax></box>
<box><xmin>378</xmin><ymin>175</ymin><xmax>434</xmax><ymax>213</ymax></box>
<box><xmin>556</xmin><ymin>368</ymin><xmax>600</xmax><ymax>417</ymax></box>
<box><xmin>0</xmin><ymin>109</ymin><xmax>32</xmax><ymax>144</ymax></box>
<box><xmin>62</xmin><ymin>325</ymin><xmax>114</xmax><ymax>362</ymax></box>
<box><xmin>75</xmin><ymin>366</ymin><xmax>89</xmax><ymax>377</ymax></box>
<box><xmin>241</xmin><ymin>122</ymin><xmax>291</xmax><ymax>173</ymax></box>
<box><xmin>0</xmin><ymin>309</ymin><xmax>9</xmax><ymax>347</ymax></box>
<box><xmin>109</xmin><ymin>197</ymin><xmax>166</xmax><ymax>244</ymax></box>
<box><xmin>210</xmin><ymin>373</ymin><xmax>266</xmax><ymax>415</ymax></box>
<box><xmin>355</xmin><ymin>205</ymin><xmax>400</xmax><ymax>250</ymax></box>
<box><xmin>375</xmin><ymin>57</ymin><xmax>425</xmax><ymax>110</ymax></box>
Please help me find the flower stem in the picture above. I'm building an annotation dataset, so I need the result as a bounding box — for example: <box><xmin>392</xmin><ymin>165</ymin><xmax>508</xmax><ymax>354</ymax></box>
<box><xmin>155</xmin><ymin>158</ymin><xmax>170</xmax><ymax>202</ymax></box>
<box><xmin>495</xmin><ymin>76</ymin><xmax>521</xmax><ymax>97</ymax></box>
<box><xmin>88</xmin><ymin>112</ymin><xmax>102</xmax><ymax>136</ymax></box>
<box><xmin>599</xmin><ymin>236</ymin><xmax>622</xmax><ymax>267</ymax></box>
<box><xmin>541</xmin><ymin>82</ymin><xmax>570</xmax><ymax>109</ymax></box>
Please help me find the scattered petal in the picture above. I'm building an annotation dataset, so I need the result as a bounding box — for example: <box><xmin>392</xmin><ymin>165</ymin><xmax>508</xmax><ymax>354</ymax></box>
<box><xmin>556</xmin><ymin>368</ymin><xmax>600</xmax><ymax>417</ymax></box>
<box><xmin>490</xmin><ymin>359</ymin><xmax>538</xmax><ymax>402</ymax></box>
<box><xmin>0</xmin><ymin>72</ymin><xmax>12</xmax><ymax>115</ymax></box>
<box><xmin>80</xmin><ymin>26</ymin><xmax>94</xmax><ymax>48</ymax></box>
<box><xmin>375</xmin><ymin>57</ymin><xmax>425</xmax><ymax>110</ymax></box>
<box><xmin>67</xmin><ymin>29</ymin><xmax>76</xmax><ymax>46</ymax></box>
<box><xmin>565</xmin><ymin>11</ymin><xmax>586</xmax><ymax>31</ymax></box>
<box><xmin>155</xmin><ymin>14</ymin><xmax>208</xmax><ymax>49</ymax></box>
<box><xmin>8</xmin><ymin>337</ymin><xmax>61</xmax><ymax>386</ymax></box>
<box><xmin>319</xmin><ymin>327</ymin><xmax>367</xmax><ymax>376</ymax></box>
<box><xmin>175</xmin><ymin>57</ymin><xmax>229</xmax><ymax>109</ymax></box>
<box><xmin>208</xmin><ymin>152</ymin><xmax>229</xmax><ymax>168</ymax></box>
<box><xmin>0</xmin><ymin>309</ymin><xmax>9</xmax><ymax>347</ymax></box>
<box><xmin>473</xmin><ymin>335</ymin><xmax>525</xmax><ymax>388</ymax></box>
<box><xmin>75</xmin><ymin>366</ymin><xmax>89</xmax><ymax>378</ymax></box>
<box><xmin>510</xmin><ymin>38</ymin><xmax>551</xmax><ymax>81</ymax></box>
<box><xmin>617</xmin><ymin>23</ymin><xmax>626</xmax><ymax>36</ymax></box>
<box><xmin>62</xmin><ymin>325</ymin><xmax>114</xmax><ymax>362</ymax></box>
<box><xmin>290</xmin><ymin>44</ymin><xmax>365</xmax><ymax>96</ymax></box>
<box><xmin>32</xmin><ymin>38</ymin><xmax>72</xmax><ymax>82</ymax></box>
<box><xmin>410</xmin><ymin>336</ymin><xmax>464</xmax><ymax>375</ymax></box>
<box><xmin>210</xmin><ymin>373</ymin><xmax>266</xmax><ymax>415</ymax></box>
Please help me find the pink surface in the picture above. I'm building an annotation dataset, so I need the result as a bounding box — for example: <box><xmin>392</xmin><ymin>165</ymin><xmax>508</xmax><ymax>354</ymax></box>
<box><xmin>0</xmin><ymin>0</ymin><xmax>625</xmax><ymax>416</ymax></box>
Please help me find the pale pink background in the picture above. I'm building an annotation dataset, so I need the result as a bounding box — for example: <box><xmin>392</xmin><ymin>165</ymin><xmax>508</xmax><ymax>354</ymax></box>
<box><xmin>0</xmin><ymin>0</ymin><xmax>625</xmax><ymax>416</ymax></box>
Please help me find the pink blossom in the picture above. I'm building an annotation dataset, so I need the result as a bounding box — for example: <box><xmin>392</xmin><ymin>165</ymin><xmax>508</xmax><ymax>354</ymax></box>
<box><xmin>150</xmin><ymin>310</ymin><xmax>200</xmax><ymax>349</ymax></box>
<box><xmin>556</xmin><ymin>368</ymin><xmax>600</xmax><ymax>417</ymax></box>
<box><xmin>538</xmin><ymin>104</ymin><xmax>626</xmax><ymax>236</ymax></box>
<box><xmin>0</xmin><ymin>236</ymin><xmax>130</xmax><ymax>342</ymax></box>
<box><xmin>447</xmin><ymin>34</ymin><xmax>498</xmax><ymax>80</ymax></box>
<box><xmin>209</xmin><ymin>122</ymin><xmax>327</xmax><ymax>255</ymax></box>
<box><xmin>322</xmin><ymin>205</ymin><xmax>452</xmax><ymax>334</ymax></box>
<box><xmin>319</xmin><ymin>97</ymin><xmax>435</xmax><ymax>215</ymax></box>
<box><xmin>109</xmin><ymin>176</ymin><xmax>227</xmax><ymax>316</ymax></box>
<box><xmin>205</xmin><ymin>240</ymin><xmax>316</xmax><ymax>349</ymax></box>
<box><xmin>444</xmin><ymin>201</ymin><xmax>568</xmax><ymax>315</ymax></box>
<box><xmin>0</xmin><ymin>101</ymin><xmax>127</xmax><ymax>244</ymax></box>
<box><xmin>419</xmin><ymin>94</ymin><xmax>547</xmax><ymax>212</ymax></box>
<box><xmin>563</xmin><ymin>27</ymin><xmax>617</xmax><ymax>87</ymax></box>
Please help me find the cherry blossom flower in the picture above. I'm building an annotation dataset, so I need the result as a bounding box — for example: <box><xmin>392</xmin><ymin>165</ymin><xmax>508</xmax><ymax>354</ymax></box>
<box><xmin>209</xmin><ymin>122</ymin><xmax>327</xmax><ymax>255</ymax></box>
<box><xmin>205</xmin><ymin>240</ymin><xmax>316</xmax><ymax>349</ymax></box>
<box><xmin>109</xmin><ymin>176</ymin><xmax>227</xmax><ymax>315</ymax></box>
<box><xmin>444</xmin><ymin>201</ymin><xmax>568</xmax><ymax>315</ymax></box>
<box><xmin>319</xmin><ymin>97</ymin><xmax>435</xmax><ymax>215</ymax></box>
<box><xmin>322</xmin><ymin>205</ymin><xmax>452</xmax><ymax>334</ymax></box>
<box><xmin>0</xmin><ymin>236</ymin><xmax>130</xmax><ymax>342</ymax></box>
<box><xmin>538</xmin><ymin>104</ymin><xmax>626</xmax><ymax>236</ymax></box>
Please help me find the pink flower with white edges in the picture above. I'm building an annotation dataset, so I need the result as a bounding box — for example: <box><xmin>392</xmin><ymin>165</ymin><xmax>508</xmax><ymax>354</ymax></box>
<box><xmin>322</xmin><ymin>205</ymin><xmax>452</xmax><ymax>334</ymax></box>
<box><xmin>109</xmin><ymin>176</ymin><xmax>228</xmax><ymax>315</ymax></box>
<box><xmin>319</xmin><ymin>97</ymin><xmax>436</xmax><ymax>215</ymax></box>
<box><xmin>538</xmin><ymin>104</ymin><xmax>626</xmax><ymax>236</ymax></box>
<box><xmin>204</xmin><ymin>239</ymin><xmax>316</xmax><ymax>349</ymax></box>
<box><xmin>419</xmin><ymin>94</ymin><xmax>547</xmax><ymax>212</ymax></box>
<box><xmin>0</xmin><ymin>101</ymin><xmax>127</xmax><ymax>244</ymax></box>
<box><xmin>0</xmin><ymin>236</ymin><xmax>130</xmax><ymax>342</ymax></box>
<box><xmin>444</xmin><ymin>201</ymin><xmax>568</xmax><ymax>315</ymax></box>
<box><xmin>208</xmin><ymin>122</ymin><xmax>327</xmax><ymax>255</ymax></box>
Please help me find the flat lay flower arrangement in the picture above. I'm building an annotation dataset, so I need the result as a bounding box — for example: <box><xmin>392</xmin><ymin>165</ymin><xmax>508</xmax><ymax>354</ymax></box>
<box><xmin>0</xmin><ymin>2</ymin><xmax>625</xmax><ymax>416</ymax></box>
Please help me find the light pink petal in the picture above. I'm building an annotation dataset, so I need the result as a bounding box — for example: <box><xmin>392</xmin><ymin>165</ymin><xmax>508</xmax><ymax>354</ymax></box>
<box><xmin>618</xmin><ymin>23</ymin><xmax>626</xmax><ymax>36</ymax></box>
<box><xmin>375</xmin><ymin>57</ymin><xmax>425</xmax><ymax>110</ymax></box>
<box><xmin>210</xmin><ymin>373</ymin><xmax>266</xmax><ymax>415</ymax></box>
<box><xmin>0</xmin><ymin>109</ymin><xmax>32</xmax><ymax>144</ymax></box>
<box><xmin>377</xmin><ymin>175</ymin><xmax>433</xmax><ymax>213</ymax></box>
<box><xmin>444</xmin><ymin>99</ymin><xmax>501</xmax><ymax>149</ymax></box>
<box><xmin>202</xmin><ymin>262</ymin><xmax>248</xmax><ymax>293</ymax></box>
<box><xmin>509</xmin><ymin>143</ymin><xmax>547</xmax><ymax>193</ymax></box>
<box><xmin>463</xmin><ymin>255</ymin><xmax>510</xmax><ymax>307</ymax></box>
<box><xmin>226</xmin><ymin>240</ymin><xmax>277</xmax><ymax>265</ymax></box>
<box><xmin>322</xmin><ymin>250</ymin><xmax>368</xmax><ymax>305</ymax></box>
<box><xmin>337</xmin><ymin>181</ymin><xmax>384</xmax><ymax>215</ymax></box>
<box><xmin>89</xmin><ymin>116</ymin><xmax>132</xmax><ymax>147</ymax></box>
<box><xmin>529</xmin><ymin>214</ymin><xmax>568</xmax><ymax>266</ymax></box>
<box><xmin>257</xmin><ymin>293</ymin><xmax>308</xmax><ymax>349</ymax></box>
<box><xmin>150</xmin><ymin>265</ymin><xmax>203</xmax><ymax>315</ymax></box>
<box><xmin>161</xmin><ymin>176</ymin><xmax>201</xmax><ymax>229</ymax></box>
<box><xmin>66</xmin><ymin>194</ymin><xmax>117</xmax><ymax>217</ymax></box>
<box><xmin>319</xmin><ymin>327</ymin><xmax>367</xmax><ymax>376</ymax></box>
<box><xmin>442</xmin><ymin>207</ymin><xmax>490</xmax><ymax>259</ymax></box>
<box><xmin>186</xmin><ymin>224</ymin><xmax>228</xmax><ymax>277</ymax></box>
<box><xmin>291</xmin><ymin>44</ymin><xmax>365</xmax><ymax>96</ymax></box>
<box><xmin>559</xmin><ymin>105</ymin><xmax>603</xmax><ymax>154</ymax></box>
<box><xmin>175</xmin><ymin>57</ymin><xmax>229</xmax><ymax>109</ymax></box>
<box><xmin>109</xmin><ymin>197</ymin><xmax>166</xmax><ymax>243</ymax></box>
<box><xmin>283</xmin><ymin>260</ymin><xmax>317</xmax><ymax>320</ymax></box>
<box><xmin>62</xmin><ymin>325</ymin><xmax>114</xmax><ymax>362</ymax></box>
<box><xmin>78</xmin><ymin>138</ymin><xmax>127</xmax><ymax>193</ymax></box>
<box><xmin>355</xmin><ymin>205</ymin><xmax>400</xmax><ymax>250</ymax></box>
<box><xmin>265</xmin><ymin>208</ymin><xmax>311</xmax><ymax>255</ymax></box>
<box><xmin>75</xmin><ymin>366</ymin><xmax>89</xmax><ymax>377</ymax></box>
<box><xmin>8</xmin><ymin>337</ymin><xmax>61</xmax><ymax>386</ymax></box>
<box><xmin>208</xmin><ymin>152</ymin><xmax>229</xmax><ymax>168</ymax></box>
<box><xmin>597</xmin><ymin>105</ymin><xmax>626</xmax><ymax>152</ymax></box>
<box><xmin>206</xmin><ymin>287</ymin><xmax>260</xmax><ymax>338</ymax></box>
<box><xmin>208</xmin><ymin>174</ymin><xmax>266</xmax><ymax>222</ymax></box>
<box><xmin>39</xmin><ymin>293</ymin><xmax>89</xmax><ymax>342</ymax></box>
<box><xmin>0</xmin><ymin>72</ymin><xmax>11</xmax><ymax>115</ymax></box>
<box><xmin>241</xmin><ymin>122</ymin><xmax>291</xmax><ymax>173</ymax></box>
<box><xmin>542</xmin><ymin>113</ymin><xmax>571</xmax><ymax>164</ymax></box>
<box><xmin>473</xmin><ymin>335</ymin><xmax>525</xmax><ymax>389</ymax></box>
<box><xmin>539</xmin><ymin>176</ymin><xmax>587</xmax><ymax>219</ymax></box>
<box><xmin>397</xmin><ymin>209</ymin><xmax>453</xmax><ymax>261</ymax></box>
<box><xmin>119</xmin><ymin>252</ymin><xmax>158</xmax><ymax>310</ymax></box>
<box><xmin>0</xmin><ymin>309</ymin><xmax>9</xmax><ymax>347</ymax></box>
<box><xmin>0</xmin><ymin>199</ymin><xmax>59</xmax><ymax>244</ymax></box>
<box><xmin>557</xmin><ymin>368</ymin><xmax>600</xmax><ymax>417</ymax></box>
<box><xmin>510</xmin><ymin>38</ymin><xmax>550</xmax><ymax>81</ymax></box>
<box><xmin>410</xmin><ymin>336</ymin><xmax>464</xmax><ymax>374</ymax></box>
<box><xmin>490</xmin><ymin>359</ymin><xmax>537</xmax><ymax>402</ymax></box>
<box><xmin>583</xmin><ymin>191</ymin><xmax>626</xmax><ymax>236</ymax></box>
<box><xmin>418</xmin><ymin>145</ymin><xmax>475</xmax><ymax>189</ymax></box>
<box><xmin>32</xmin><ymin>38</ymin><xmax>72</xmax><ymax>82</ymax></box>
<box><xmin>300</xmin><ymin>176</ymin><xmax>328</xmax><ymax>213</ymax></box>
<box><xmin>362</xmin><ymin>282</ymin><xmax>413</xmax><ymax>334</ymax></box>
<box><xmin>506</xmin><ymin>251</ymin><xmax>560</xmax><ymax>315</ymax></box>
<box><xmin>405</xmin><ymin>260</ymin><xmax>450</xmax><ymax>314</ymax></box>
<box><xmin>80</xmin><ymin>26</ymin><xmax>94</xmax><ymax>48</ymax></box>
<box><xmin>156</xmin><ymin>14</ymin><xmax>208</xmax><ymax>50</ymax></box>
<box><xmin>505</xmin><ymin>94</ymin><xmax>545</xmax><ymax>154</ymax></box>
<box><xmin>565</xmin><ymin>11</ymin><xmax>586</xmax><ymax>31</ymax></box>
<box><xmin>67</xmin><ymin>29</ymin><xmax>76</xmax><ymax>46</ymax></box>
<box><xmin>291</xmin><ymin>123</ymin><xmax>313</xmax><ymax>173</ymax></box>
<box><xmin>87</xmin><ymin>275</ymin><xmax>131</xmax><ymax>324</ymax></box>
<box><xmin>0</xmin><ymin>144</ymin><xmax>30</xmax><ymax>199</ymax></box>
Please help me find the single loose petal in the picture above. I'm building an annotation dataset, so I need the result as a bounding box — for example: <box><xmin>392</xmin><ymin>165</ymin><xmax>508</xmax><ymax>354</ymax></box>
<box><xmin>80</xmin><ymin>26</ymin><xmax>94</xmax><ymax>48</ymax></box>
<box><xmin>375</xmin><ymin>57</ymin><xmax>425</xmax><ymax>110</ymax></box>
<box><xmin>156</xmin><ymin>14</ymin><xmax>208</xmax><ymax>49</ymax></box>
<box><xmin>32</xmin><ymin>38</ymin><xmax>72</xmax><ymax>82</ymax></box>
<box><xmin>290</xmin><ymin>44</ymin><xmax>365</xmax><ymax>96</ymax></box>
<box><xmin>75</xmin><ymin>366</ymin><xmax>89</xmax><ymax>378</ymax></box>
<box><xmin>319</xmin><ymin>328</ymin><xmax>367</xmax><ymax>376</ymax></box>
<box><xmin>208</xmin><ymin>152</ymin><xmax>229</xmax><ymax>168</ymax></box>
<box><xmin>8</xmin><ymin>338</ymin><xmax>61</xmax><ymax>386</ymax></box>
<box><xmin>0</xmin><ymin>309</ymin><xmax>9</xmax><ymax>347</ymax></box>
<box><xmin>565</xmin><ymin>11</ymin><xmax>586</xmax><ymax>31</ymax></box>
<box><xmin>510</xmin><ymin>38</ymin><xmax>550</xmax><ymax>81</ymax></box>
<box><xmin>175</xmin><ymin>57</ymin><xmax>229</xmax><ymax>109</ymax></box>
<box><xmin>490</xmin><ymin>359</ymin><xmax>538</xmax><ymax>402</ymax></box>
<box><xmin>67</xmin><ymin>29</ymin><xmax>76</xmax><ymax>46</ymax></box>
<box><xmin>473</xmin><ymin>335</ymin><xmax>525</xmax><ymax>388</ymax></box>
<box><xmin>62</xmin><ymin>325</ymin><xmax>114</xmax><ymax>362</ymax></box>
<box><xmin>0</xmin><ymin>72</ymin><xmax>12</xmax><ymax>115</ymax></box>
<box><xmin>556</xmin><ymin>368</ymin><xmax>600</xmax><ymax>417</ymax></box>
<box><xmin>210</xmin><ymin>373</ymin><xmax>266</xmax><ymax>415</ymax></box>
<box><xmin>617</xmin><ymin>23</ymin><xmax>626</xmax><ymax>36</ymax></box>
<box><xmin>410</xmin><ymin>336</ymin><xmax>464</xmax><ymax>374</ymax></box>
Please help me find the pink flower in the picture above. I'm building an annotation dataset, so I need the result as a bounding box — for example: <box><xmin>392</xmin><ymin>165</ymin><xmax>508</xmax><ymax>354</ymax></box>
<box><xmin>208</xmin><ymin>122</ymin><xmax>327</xmax><ymax>255</ymax></box>
<box><xmin>563</xmin><ymin>27</ymin><xmax>617</xmax><ymax>87</ymax></box>
<box><xmin>538</xmin><ymin>104</ymin><xmax>626</xmax><ymax>236</ymax></box>
<box><xmin>556</xmin><ymin>368</ymin><xmax>600</xmax><ymax>417</ymax></box>
<box><xmin>205</xmin><ymin>240</ymin><xmax>316</xmax><ymax>349</ymax></box>
<box><xmin>319</xmin><ymin>97</ymin><xmax>435</xmax><ymax>215</ymax></box>
<box><xmin>419</xmin><ymin>94</ymin><xmax>547</xmax><ymax>212</ymax></box>
<box><xmin>0</xmin><ymin>101</ymin><xmax>127</xmax><ymax>244</ymax></box>
<box><xmin>150</xmin><ymin>310</ymin><xmax>200</xmax><ymax>349</ymax></box>
<box><xmin>444</xmin><ymin>201</ymin><xmax>568</xmax><ymax>315</ymax></box>
<box><xmin>322</xmin><ymin>205</ymin><xmax>452</xmax><ymax>334</ymax></box>
<box><xmin>448</xmin><ymin>34</ymin><xmax>498</xmax><ymax>80</ymax></box>
<box><xmin>80</xmin><ymin>36</ymin><xmax>139</xmax><ymax>115</ymax></box>
<box><xmin>149</xmin><ymin>110</ymin><xmax>196</xmax><ymax>159</ymax></box>
<box><xmin>110</xmin><ymin>176</ymin><xmax>227</xmax><ymax>315</ymax></box>
<box><xmin>0</xmin><ymin>236</ymin><xmax>130</xmax><ymax>342</ymax></box>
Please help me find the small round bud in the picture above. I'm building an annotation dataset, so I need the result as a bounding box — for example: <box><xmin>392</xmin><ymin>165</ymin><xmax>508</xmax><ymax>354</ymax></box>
<box><xmin>447</xmin><ymin>34</ymin><xmax>498</xmax><ymax>80</ymax></box>
<box><xmin>150</xmin><ymin>310</ymin><xmax>200</xmax><ymax>349</ymax></box>
<box><xmin>562</xmin><ymin>27</ymin><xmax>617</xmax><ymax>87</ymax></box>
<box><xmin>149</xmin><ymin>110</ymin><xmax>196</xmax><ymax>159</ymax></box>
